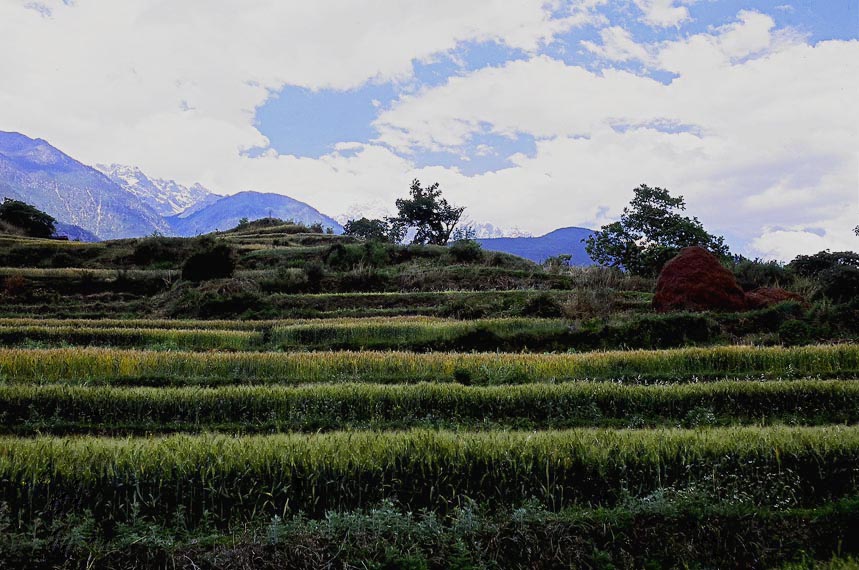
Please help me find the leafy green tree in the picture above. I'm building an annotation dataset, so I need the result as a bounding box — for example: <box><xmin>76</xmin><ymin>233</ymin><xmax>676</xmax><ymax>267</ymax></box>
<box><xmin>584</xmin><ymin>184</ymin><xmax>730</xmax><ymax>276</ymax></box>
<box><xmin>788</xmin><ymin>250</ymin><xmax>859</xmax><ymax>277</ymax></box>
<box><xmin>343</xmin><ymin>217</ymin><xmax>406</xmax><ymax>243</ymax></box>
<box><xmin>345</xmin><ymin>217</ymin><xmax>390</xmax><ymax>242</ymax></box>
<box><xmin>788</xmin><ymin>250</ymin><xmax>859</xmax><ymax>303</ymax></box>
<box><xmin>0</xmin><ymin>198</ymin><xmax>56</xmax><ymax>238</ymax></box>
<box><xmin>393</xmin><ymin>179</ymin><xmax>465</xmax><ymax>246</ymax></box>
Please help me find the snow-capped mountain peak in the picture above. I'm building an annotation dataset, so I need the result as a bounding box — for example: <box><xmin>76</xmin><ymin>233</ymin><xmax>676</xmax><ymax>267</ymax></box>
<box><xmin>96</xmin><ymin>163</ymin><xmax>219</xmax><ymax>217</ymax></box>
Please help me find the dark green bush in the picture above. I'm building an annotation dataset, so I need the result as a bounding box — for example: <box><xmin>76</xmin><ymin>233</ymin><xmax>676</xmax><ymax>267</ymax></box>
<box><xmin>303</xmin><ymin>261</ymin><xmax>326</xmax><ymax>291</ymax></box>
<box><xmin>818</xmin><ymin>266</ymin><xmax>859</xmax><ymax>303</ymax></box>
<box><xmin>181</xmin><ymin>240</ymin><xmax>236</xmax><ymax>281</ymax></box>
<box><xmin>448</xmin><ymin>240</ymin><xmax>483</xmax><ymax>263</ymax></box>
<box><xmin>338</xmin><ymin>268</ymin><xmax>390</xmax><ymax>292</ymax></box>
<box><xmin>779</xmin><ymin>320</ymin><xmax>812</xmax><ymax>346</ymax></box>
<box><xmin>522</xmin><ymin>292</ymin><xmax>562</xmax><ymax>317</ymax></box>
<box><xmin>325</xmin><ymin>242</ymin><xmax>391</xmax><ymax>271</ymax></box>
<box><xmin>720</xmin><ymin>301</ymin><xmax>805</xmax><ymax>335</ymax></box>
<box><xmin>732</xmin><ymin>257</ymin><xmax>793</xmax><ymax>291</ymax></box>
<box><xmin>788</xmin><ymin>251</ymin><xmax>859</xmax><ymax>278</ymax></box>
<box><xmin>0</xmin><ymin>198</ymin><xmax>55</xmax><ymax>238</ymax></box>
<box><xmin>133</xmin><ymin>236</ymin><xmax>186</xmax><ymax>267</ymax></box>
<box><xmin>49</xmin><ymin>252</ymin><xmax>75</xmax><ymax>268</ymax></box>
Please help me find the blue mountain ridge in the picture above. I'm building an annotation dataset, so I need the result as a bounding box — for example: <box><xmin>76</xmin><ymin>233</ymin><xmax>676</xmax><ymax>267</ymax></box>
<box><xmin>476</xmin><ymin>227</ymin><xmax>596</xmax><ymax>266</ymax></box>
<box><xmin>167</xmin><ymin>191</ymin><xmax>343</xmax><ymax>236</ymax></box>
<box><xmin>0</xmin><ymin>130</ymin><xmax>342</xmax><ymax>239</ymax></box>
<box><xmin>0</xmin><ymin>131</ymin><xmax>169</xmax><ymax>239</ymax></box>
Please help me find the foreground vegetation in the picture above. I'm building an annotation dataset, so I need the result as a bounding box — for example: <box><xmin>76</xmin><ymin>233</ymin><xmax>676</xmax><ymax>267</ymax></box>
<box><xmin>4</xmin><ymin>426</ymin><xmax>857</xmax><ymax>525</ymax></box>
<box><xmin>2</xmin><ymin>379</ymin><xmax>857</xmax><ymax>434</ymax></box>
<box><xmin>0</xmin><ymin>207</ymin><xmax>857</xmax><ymax>568</ymax></box>
<box><xmin>2</xmin><ymin>344</ymin><xmax>857</xmax><ymax>386</ymax></box>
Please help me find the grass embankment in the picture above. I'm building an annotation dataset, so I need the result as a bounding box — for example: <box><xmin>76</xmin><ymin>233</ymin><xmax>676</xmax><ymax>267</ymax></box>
<box><xmin>1</xmin><ymin>380</ymin><xmax>858</xmax><ymax>434</ymax></box>
<box><xmin>0</xmin><ymin>344</ymin><xmax>855</xmax><ymax>386</ymax></box>
<box><xmin>2</xmin><ymin>426</ymin><xmax>857</xmax><ymax>527</ymax></box>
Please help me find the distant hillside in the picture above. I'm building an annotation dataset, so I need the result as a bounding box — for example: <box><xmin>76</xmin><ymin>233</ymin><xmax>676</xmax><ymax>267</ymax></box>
<box><xmin>476</xmin><ymin>227</ymin><xmax>596</xmax><ymax>265</ymax></box>
<box><xmin>0</xmin><ymin>131</ymin><xmax>345</xmax><ymax>240</ymax></box>
<box><xmin>0</xmin><ymin>131</ymin><xmax>170</xmax><ymax>239</ymax></box>
<box><xmin>167</xmin><ymin>191</ymin><xmax>343</xmax><ymax>236</ymax></box>
<box><xmin>96</xmin><ymin>163</ymin><xmax>219</xmax><ymax>217</ymax></box>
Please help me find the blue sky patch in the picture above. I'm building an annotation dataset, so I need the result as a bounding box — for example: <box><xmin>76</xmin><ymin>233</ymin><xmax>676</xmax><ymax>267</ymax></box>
<box><xmin>253</xmin><ymin>1</ymin><xmax>857</xmax><ymax>173</ymax></box>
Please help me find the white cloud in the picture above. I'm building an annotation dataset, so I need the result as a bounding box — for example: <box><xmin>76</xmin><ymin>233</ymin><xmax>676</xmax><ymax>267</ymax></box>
<box><xmin>0</xmin><ymin>2</ymin><xmax>856</xmax><ymax>260</ymax></box>
<box><xmin>751</xmin><ymin>211</ymin><xmax>859</xmax><ymax>260</ymax></box>
<box><xmin>582</xmin><ymin>26</ymin><xmax>653</xmax><ymax>62</ymax></box>
<box><xmin>0</xmin><ymin>0</ymin><xmax>601</xmax><ymax>190</ymax></box>
<box><xmin>657</xmin><ymin>10</ymin><xmax>777</xmax><ymax>73</ymax></box>
<box><xmin>372</xmin><ymin>12</ymin><xmax>858</xmax><ymax>257</ymax></box>
<box><xmin>633</xmin><ymin>0</ymin><xmax>695</xmax><ymax>28</ymax></box>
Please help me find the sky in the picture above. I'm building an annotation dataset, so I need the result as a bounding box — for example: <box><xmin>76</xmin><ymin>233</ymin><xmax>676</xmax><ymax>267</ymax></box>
<box><xmin>0</xmin><ymin>0</ymin><xmax>857</xmax><ymax>259</ymax></box>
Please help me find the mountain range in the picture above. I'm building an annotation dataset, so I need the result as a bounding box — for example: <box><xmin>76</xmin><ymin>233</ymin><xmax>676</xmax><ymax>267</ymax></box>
<box><xmin>96</xmin><ymin>163</ymin><xmax>219</xmax><ymax>218</ymax></box>
<box><xmin>0</xmin><ymin>131</ymin><xmax>343</xmax><ymax>240</ymax></box>
<box><xmin>0</xmin><ymin>131</ymin><xmax>171</xmax><ymax>239</ymax></box>
<box><xmin>477</xmin><ymin>227</ymin><xmax>596</xmax><ymax>265</ymax></box>
<box><xmin>0</xmin><ymin>130</ymin><xmax>597</xmax><ymax>265</ymax></box>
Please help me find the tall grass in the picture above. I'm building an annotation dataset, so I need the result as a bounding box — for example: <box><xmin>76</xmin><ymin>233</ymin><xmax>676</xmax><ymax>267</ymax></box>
<box><xmin>2</xmin><ymin>380</ymin><xmax>857</xmax><ymax>433</ymax></box>
<box><xmin>0</xmin><ymin>315</ymin><xmax>449</xmax><ymax>331</ymax></box>
<box><xmin>1</xmin><ymin>426</ymin><xmax>856</xmax><ymax>528</ymax></box>
<box><xmin>0</xmin><ymin>344</ymin><xmax>856</xmax><ymax>385</ymax></box>
<box><xmin>0</xmin><ymin>267</ymin><xmax>177</xmax><ymax>279</ymax></box>
<box><xmin>0</xmin><ymin>317</ymin><xmax>571</xmax><ymax>351</ymax></box>
<box><xmin>270</xmin><ymin>317</ymin><xmax>569</xmax><ymax>349</ymax></box>
<box><xmin>0</xmin><ymin>325</ymin><xmax>258</xmax><ymax>350</ymax></box>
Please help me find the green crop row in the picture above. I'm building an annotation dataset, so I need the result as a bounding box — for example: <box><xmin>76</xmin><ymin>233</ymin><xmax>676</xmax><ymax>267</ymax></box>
<box><xmin>2</xmin><ymin>380</ymin><xmax>858</xmax><ymax>434</ymax></box>
<box><xmin>0</xmin><ymin>267</ymin><xmax>178</xmax><ymax>279</ymax></box>
<box><xmin>0</xmin><ymin>344</ymin><xmax>856</xmax><ymax>386</ymax></box>
<box><xmin>0</xmin><ymin>315</ymin><xmax>456</xmax><ymax>331</ymax></box>
<box><xmin>0</xmin><ymin>316</ymin><xmax>278</xmax><ymax>330</ymax></box>
<box><xmin>0</xmin><ymin>317</ymin><xmax>575</xmax><ymax>351</ymax></box>
<box><xmin>270</xmin><ymin>317</ymin><xmax>569</xmax><ymax>350</ymax></box>
<box><xmin>1</xmin><ymin>426</ymin><xmax>857</xmax><ymax>528</ymax></box>
<box><xmin>0</xmin><ymin>325</ymin><xmax>258</xmax><ymax>350</ymax></box>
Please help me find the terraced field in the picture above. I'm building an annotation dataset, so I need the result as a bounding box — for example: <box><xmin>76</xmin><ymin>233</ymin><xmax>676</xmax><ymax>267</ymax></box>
<box><xmin>0</xmin><ymin>223</ymin><xmax>856</xmax><ymax>568</ymax></box>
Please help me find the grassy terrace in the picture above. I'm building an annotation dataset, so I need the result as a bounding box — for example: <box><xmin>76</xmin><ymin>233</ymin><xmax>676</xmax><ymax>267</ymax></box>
<box><xmin>3</xmin><ymin>426</ymin><xmax>857</xmax><ymax>526</ymax></box>
<box><xmin>0</xmin><ymin>283</ymin><xmax>652</xmax><ymax>319</ymax></box>
<box><xmin>2</xmin><ymin>379</ymin><xmax>857</xmax><ymax>434</ymax></box>
<box><xmin>0</xmin><ymin>344</ymin><xmax>856</xmax><ymax>385</ymax></box>
<box><xmin>0</xmin><ymin>225</ymin><xmax>856</xmax><ymax>568</ymax></box>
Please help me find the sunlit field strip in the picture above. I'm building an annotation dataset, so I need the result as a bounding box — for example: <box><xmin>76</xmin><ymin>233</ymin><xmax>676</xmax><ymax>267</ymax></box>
<box><xmin>0</xmin><ymin>344</ymin><xmax>856</xmax><ymax>385</ymax></box>
<box><xmin>0</xmin><ymin>266</ymin><xmax>178</xmax><ymax>279</ymax></box>
<box><xmin>1</xmin><ymin>426</ymin><xmax>857</xmax><ymax>527</ymax></box>
<box><xmin>0</xmin><ymin>235</ymin><xmax>99</xmax><ymax>247</ymax></box>
<box><xmin>3</xmin><ymin>379</ymin><xmax>857</xmax><ymax>433</ymax></box>
<box><xmin>0</xmin><ymin>315</ymin><xmax>454</xmax><ymax>330</ymax></box>
<box><xmin>0</xmin><ymin>317</ymin><xmax>574</xmax><ymax>350</ymax></box>
<box><xmin>0</xmin><ymin>325</ymin><xmax>259</xmax><ymax>350</ymax></box>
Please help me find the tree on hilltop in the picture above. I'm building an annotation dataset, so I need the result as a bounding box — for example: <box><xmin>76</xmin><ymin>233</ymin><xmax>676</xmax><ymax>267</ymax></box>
<box><xmin>394</xmin><ymin>179</ymin><xmax>464</xmax><ymax>246</ymax></box>
<box><xmin>584</xmin><ymin>184</ymin><xmax>730</xmax><ymax>276</ymax></box>
<box><xmin>345</xmin><ymin>179</ymin><xmax>465</xmax><ymax>246</ymax></box>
